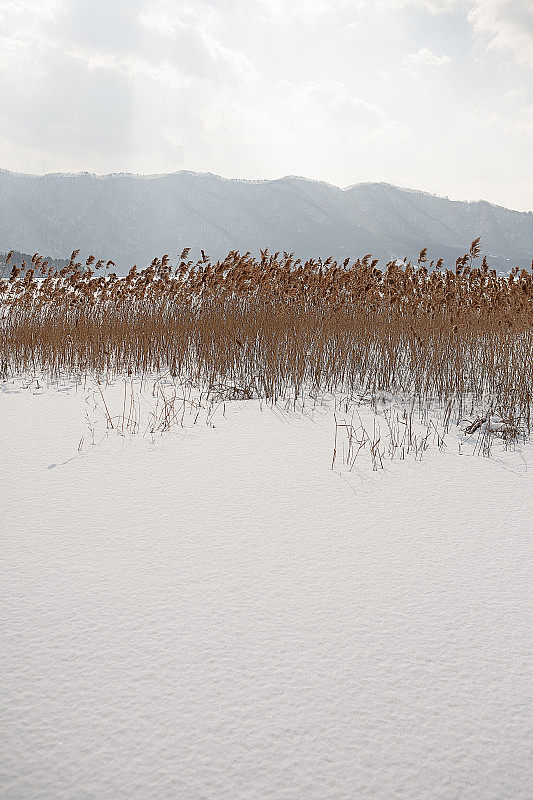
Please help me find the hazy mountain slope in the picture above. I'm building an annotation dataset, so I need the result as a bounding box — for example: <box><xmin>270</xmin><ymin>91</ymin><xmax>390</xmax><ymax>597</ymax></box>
<box><xmin>0</xmin><ymin>250</ymin><xmax>69</xmax><ymax>274</ymax></box>
<box><xmin>345</xmin><ymin>183</ymin><xmax>533</xmax><ymax>260</ymax></box>
<box><xmin>1</xmin><ymin>169</ymin><xmax>531</xmax><ymax>272</ymax></box>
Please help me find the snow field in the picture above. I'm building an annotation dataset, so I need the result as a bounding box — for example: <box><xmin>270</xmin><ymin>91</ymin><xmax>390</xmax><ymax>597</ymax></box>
<box><xmin>1</xmin><ymin>374</ymin><xmax>532</xmax><ymax>799</ymax></box>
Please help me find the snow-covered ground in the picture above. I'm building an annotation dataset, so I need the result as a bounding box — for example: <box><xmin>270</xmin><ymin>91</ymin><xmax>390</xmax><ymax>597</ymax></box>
<box><xmin>1</xmin><ymin>374</ymin><xmax>532</xmax><ymax>800</ymax></box>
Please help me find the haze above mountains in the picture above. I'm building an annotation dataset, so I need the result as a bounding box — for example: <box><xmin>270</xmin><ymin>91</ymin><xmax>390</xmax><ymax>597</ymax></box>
<box><xmin>1</xmin><ymin>169</ymin><xmax>531</xmax><ymax>274</ymax></box>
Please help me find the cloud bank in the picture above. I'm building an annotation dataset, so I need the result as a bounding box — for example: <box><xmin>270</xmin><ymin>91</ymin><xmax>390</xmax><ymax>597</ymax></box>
<box><xmin>0</xmin><ymin>0</ymin><xmax>531</xmax><ymax>210</ymax></box>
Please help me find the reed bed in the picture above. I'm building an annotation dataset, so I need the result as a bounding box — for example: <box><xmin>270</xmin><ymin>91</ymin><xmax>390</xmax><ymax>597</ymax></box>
<box><xmin>1</xmin><ymin>241</ymin><xmax>532</xmax><ymax>436</ymax></box>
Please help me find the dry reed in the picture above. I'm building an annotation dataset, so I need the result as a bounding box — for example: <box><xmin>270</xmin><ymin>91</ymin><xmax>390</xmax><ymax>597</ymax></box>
<box><xmin>1</xmin><ymin>241</ymin><xmax>531</xmax><ymax>434</ymax></box>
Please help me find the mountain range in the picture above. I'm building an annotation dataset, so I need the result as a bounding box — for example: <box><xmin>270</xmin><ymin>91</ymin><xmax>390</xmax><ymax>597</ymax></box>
<box><xmin>1</xmin><ymin>169</ymin><xmax>531</xmax><ymax>274</ymax></box>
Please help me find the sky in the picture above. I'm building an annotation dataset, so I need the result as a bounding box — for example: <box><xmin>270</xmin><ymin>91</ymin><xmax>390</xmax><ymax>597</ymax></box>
<box><xmin>0</xmin><ymin>0</ymin><xmax>532</xmax><ymax>211</ymax></box>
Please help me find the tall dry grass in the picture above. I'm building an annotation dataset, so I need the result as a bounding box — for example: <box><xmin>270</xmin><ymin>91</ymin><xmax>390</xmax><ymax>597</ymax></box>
<box><xmin>1</xmin><ymin>241</ymin><xmax>532</xmax><ymax>430</ymax></box>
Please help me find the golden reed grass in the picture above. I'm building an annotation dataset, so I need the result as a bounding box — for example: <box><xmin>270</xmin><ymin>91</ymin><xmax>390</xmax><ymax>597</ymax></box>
<box><xmin>1</xmin><ymin>240</ymin><xmax>532</xmax><ymax>429</ymax></box>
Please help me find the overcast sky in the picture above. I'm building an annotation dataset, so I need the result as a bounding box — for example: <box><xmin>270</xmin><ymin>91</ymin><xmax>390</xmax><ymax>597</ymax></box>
<box><xmin>1</xmin><ymin>0</ymin><xmax>532</xmax><ymax>210</ymax></box>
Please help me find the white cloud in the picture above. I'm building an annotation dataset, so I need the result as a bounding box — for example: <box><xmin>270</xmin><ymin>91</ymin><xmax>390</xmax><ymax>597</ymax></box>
<box><xmin>468</xmin><ymin>0</ymin><xmax>533</xmax><ymax>68</ymax></box>
<box><xmin>505</xmin><ymin>86</ymin><xmax>527</xmax><ymax>100</ymax></box>
<box><xmin>61</xmin><ymin>1</ymin><xmax>255</xmax><ymax>90</ymax></box>
<box><xmin>0</xmin><ymin>0</ymin><xmax>60</xmax><ymax>76</ymax></box>
<box><xmin>407</xmin><ymin>0</ymin><xmax>463</xmax><ymax>10</ymax></box>
<box><xmin>403</xmin><ymin>47</ymin><xmax>452</xmax><ymax>85</ymax></box>
<box><xmin>138</xmin><ymin>2</ymin><xmax>255</xmax><ymax>81</ymax></box>
<box><xmin>404</xmin><ymin>47</ymin><xmax>452</xmax><ymax>68</ymax></box>
<box><xmin>367</xmin><ymin>0</ymin><xmax>465</xmax><ymax>12</ymax></box>
<box><xmin>63</xmin><ymin>48</ymin><xmax>193</xmax><ymax>89</ymax></box>
<box><xmin>0</xmin><ymin>30</ymin><xmax>49</xmax><ymax>77</ymax></box>
<box><xmin>252</xmin><ymin>0</ymin><xmax>355</xmax><ymax>20</ymax></box>
<box><xmin>139</xmin><ymin>2</ymin><xmax>220</xmax><ymax>32</ymax></box>
<box><xmin>0</xmin><ymin>0</ymin><xmax>61</xmax><ymax>24</ymax></box>
<box><xmin>280</xmin><ymin>79</ymin><xmax>407</xmax><ymax>140</ymax></box>
<box><xmin>413</xmin><ymin>0</ymin><xmax>462</xmax><ymax>8</ymax></box>
<box><xmin>513</xmin><ymin>106</ymin><xmax>533</xmax><ymax>134</ymax></box>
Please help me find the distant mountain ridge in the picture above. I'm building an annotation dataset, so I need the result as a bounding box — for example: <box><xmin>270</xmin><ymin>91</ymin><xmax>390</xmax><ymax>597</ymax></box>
<box><xmin>1</xmin><ymin>169</ymin><xmax>531</xmax><ymax>274</ymax></box>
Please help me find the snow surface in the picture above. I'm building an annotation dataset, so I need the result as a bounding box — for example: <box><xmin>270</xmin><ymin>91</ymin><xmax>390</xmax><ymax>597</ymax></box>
<box><xmin>1</xmin><ymin>375</ymin><xmax>532</xmax><ymax>800</ymax></box>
